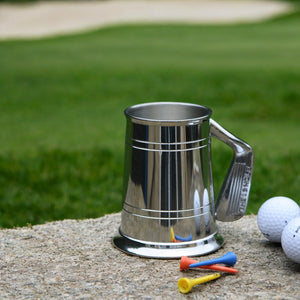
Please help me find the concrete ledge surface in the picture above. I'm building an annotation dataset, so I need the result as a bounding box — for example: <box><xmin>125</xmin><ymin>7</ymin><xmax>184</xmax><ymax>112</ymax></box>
<box><xmin>1</xmin><ymin>213</ymin><xmax>299</xmax><ymax>299</ymax></box>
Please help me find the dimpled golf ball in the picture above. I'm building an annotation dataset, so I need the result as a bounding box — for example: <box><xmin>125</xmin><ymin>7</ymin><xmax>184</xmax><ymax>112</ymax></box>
<box><xmin>281</xmin><ymin>217</ymin><xmax>300</xmax><ymax>263</ymax></box>
<box><xmin>257</xmin><ymin>196</ymin><xmax>300</xmax><ymax>243</ymax></box>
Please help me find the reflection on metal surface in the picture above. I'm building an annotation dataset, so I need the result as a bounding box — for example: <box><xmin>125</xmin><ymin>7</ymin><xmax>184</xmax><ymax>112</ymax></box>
<box><xmin>112</xmin><ymin>230</ymin><xmax>224</xmax><ymax>259</ymax></box>
<box><xmin>113</xmin><ymin>102</ymin><xmax>253</xmax><ymax>258</ymax></box>
<box><xmin>170</xmin><ymin>227</ymin><xmax>192</xmax><ymax>243</ymax></box>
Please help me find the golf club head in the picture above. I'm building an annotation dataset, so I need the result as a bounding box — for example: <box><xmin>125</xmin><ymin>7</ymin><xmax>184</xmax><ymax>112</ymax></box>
<box><xmin>210</xmin><ymin>119</ymin><xmax>254</xmax><ymax>222</ymax></box>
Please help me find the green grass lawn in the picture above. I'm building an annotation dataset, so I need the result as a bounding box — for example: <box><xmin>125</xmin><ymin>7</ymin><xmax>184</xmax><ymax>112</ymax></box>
<box><xmin>0</xmin><ymin>12</ymin><xmax>299</xmax><ymax>228</ymax></box>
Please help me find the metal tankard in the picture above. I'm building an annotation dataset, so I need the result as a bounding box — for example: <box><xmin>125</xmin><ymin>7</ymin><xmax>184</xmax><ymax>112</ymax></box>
<box><xmin>113</xmin><ymin>102</ymin><xmax>253</xmax><ymax>258</ymax></box>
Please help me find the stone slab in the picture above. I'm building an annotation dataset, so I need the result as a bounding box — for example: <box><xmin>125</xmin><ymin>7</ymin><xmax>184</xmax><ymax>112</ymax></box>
<box><xmin>1</xmin><ymin>213</ymin><xmax>299</xmax><ymax>299</ymax></box>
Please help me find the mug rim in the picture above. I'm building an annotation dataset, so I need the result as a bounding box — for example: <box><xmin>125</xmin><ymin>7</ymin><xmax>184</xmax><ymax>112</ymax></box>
<box><xmin>124</xmin><ymin>102</ymin><xmax>212</xmax><ymax>124</ymax></box>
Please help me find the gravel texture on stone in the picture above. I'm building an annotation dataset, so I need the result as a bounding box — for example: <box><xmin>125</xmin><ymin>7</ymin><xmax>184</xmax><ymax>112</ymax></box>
<box><xmin>1</xmin><ymin>214</ymin><xmax>299</xmax><ymax>299</ymax></box>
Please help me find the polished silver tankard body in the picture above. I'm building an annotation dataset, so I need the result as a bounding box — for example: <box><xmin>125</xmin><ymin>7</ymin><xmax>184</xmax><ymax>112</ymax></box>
<box><xmin>113</xmin><ymin>102</ymin><xmax>253</xmax><ymax>258</ymax></box>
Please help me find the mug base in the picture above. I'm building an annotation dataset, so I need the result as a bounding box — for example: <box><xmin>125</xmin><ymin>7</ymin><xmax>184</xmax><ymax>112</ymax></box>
<box><xmin>112</xmin><ymin>229</ymin><xmax>224</xmax><ymax>259</ymax></box>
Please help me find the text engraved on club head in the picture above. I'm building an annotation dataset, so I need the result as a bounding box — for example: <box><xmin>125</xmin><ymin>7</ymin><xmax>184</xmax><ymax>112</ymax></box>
<box><xmin>238</xmin><ymin>165</ymin><xmax>252</xmax><ymax>214</ymax></box>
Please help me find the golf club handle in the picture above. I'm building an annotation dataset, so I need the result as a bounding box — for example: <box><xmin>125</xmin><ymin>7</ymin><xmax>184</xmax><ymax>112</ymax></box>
<box><xmin>210</xmin><ymin>119</ymin><xmax>254</xmax><ymax>222</ymax></box>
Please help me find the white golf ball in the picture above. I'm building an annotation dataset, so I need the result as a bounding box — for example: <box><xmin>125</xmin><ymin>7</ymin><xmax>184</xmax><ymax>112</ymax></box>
<box><xmin>281</xmin><ymin>217</ymin><xmax>300</xmax><ymax>263</ymax></box>
<box><xmin>257</xmin><ymin>196</ymin><xmax>300</xmax><ymax>243</ymax></box>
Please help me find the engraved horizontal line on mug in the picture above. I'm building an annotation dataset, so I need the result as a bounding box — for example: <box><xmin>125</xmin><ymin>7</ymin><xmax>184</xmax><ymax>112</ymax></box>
<box><xmin>122</xmin><ymin>207</ymin><xmax>210</xmax><ymax>221</ymax></box>
<box><xmin>123</xmin><ymin>202</ymin><xmax>211</xmax><ymax>219</ymax></box>
<box><xmin>123</xmin><ymin>201</ymin><xmax>210</xmax><ymax>214</ymax></box>
<box><xmin>119</xmin><ymin>229</ymin><xmax>219</xmax><ymax>248</ymax></box>
<box><xmin>127</xmin><ymin>142</ymin><xmax>208</xmax><ymax>152</ymax></box>
<box><xmin>126</xmin><ymin>136</ymin><xmax>209</xmax><ymax>146</ymax></box>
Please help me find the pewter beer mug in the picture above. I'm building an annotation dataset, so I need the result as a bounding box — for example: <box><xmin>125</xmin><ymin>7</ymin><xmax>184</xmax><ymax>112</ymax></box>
<box><xmin>113</xmin><ymin>102</ymin><xmax>253</xmax><ymax>258</ymax></box>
